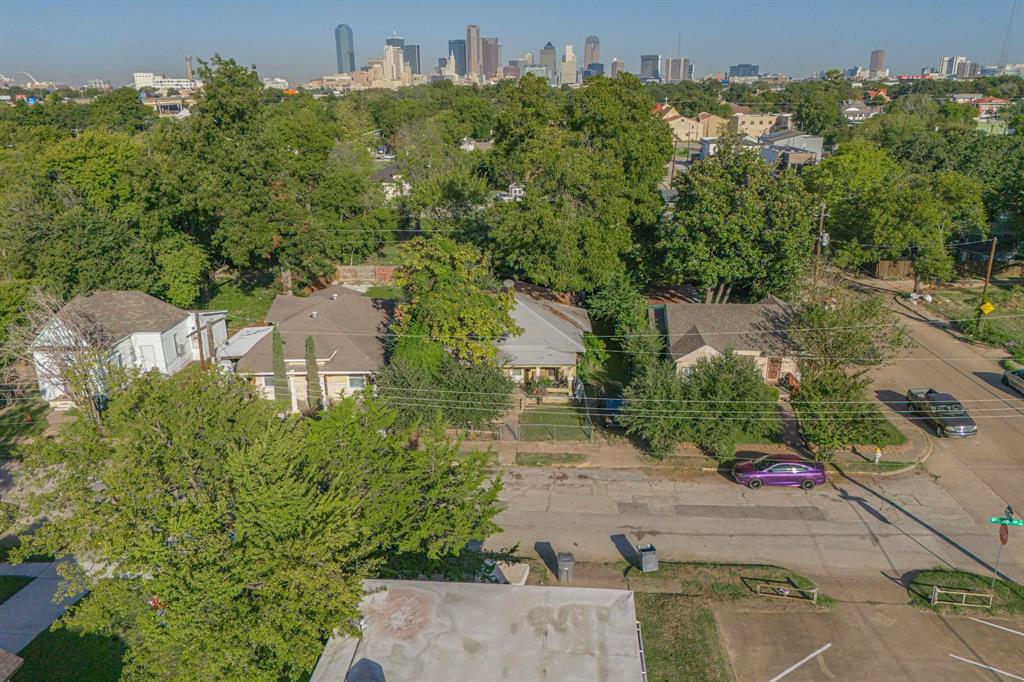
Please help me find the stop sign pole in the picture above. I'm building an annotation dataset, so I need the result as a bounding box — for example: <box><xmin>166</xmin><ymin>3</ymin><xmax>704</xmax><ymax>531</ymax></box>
<box><xmin>989</xmin><ymin>506</ymin><xmax>1016</xmax><ymax>588</ymax></box>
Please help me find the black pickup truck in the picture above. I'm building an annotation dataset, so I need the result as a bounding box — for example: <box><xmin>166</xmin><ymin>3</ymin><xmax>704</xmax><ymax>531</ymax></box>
<box><xmin>905</xmin><ymin>388</ymin><xmax>978</xmax><ymax>438</ymax></box>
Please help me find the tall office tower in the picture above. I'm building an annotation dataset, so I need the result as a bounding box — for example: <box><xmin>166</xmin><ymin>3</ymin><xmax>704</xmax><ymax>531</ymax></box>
<box><xmin>466</xmin><ymin>24</ymin><xmax>482</xmax><ymax>75</ymax></box>
<box><xmin>682</xmin><ymin>58</ymin><xmax>693</xmax><ymax>80</ymax></box>
<box><xmin>383</xmin><ymin>44</ymin><xmax>405</xmax><ymax>80</ymax></box>
<box><xmin>385</xmin><ymin>32</ymin><xmax>405</xmax><ymax>49</ymax></box>
<box><xmin>335</xmin><ymin>24</ymin><xmax>355</xmax><ymax>73</ymax></box>
<box><xmin>664</xmin><ymin>57</ymin><xmax>684</xmax><ymax>83</ymax></box>
<box><xmin>640</xmin><ymin>54</ymin><xmax>661</xmax><ymax>80</ymax></box>
<box><xmin>482</xmin><ymin>37</ymin><xmax>501</xmax><ymax>78</ymax></box>
<box><xmin>728</xmin><ymin>63</ymin><xmax>759</xmax><ymax>77</ymax></box>
<box><xmin>403</xmin><ymin>44</ymin><xmax>421</xmax><ymax>74</ymax></box>
<box><xmin>869</xmin><ymin>49</ymin><xmax>886</xmax><ymax>72</ymax></box>
<box><xmin>522</xmin><ymin>51</ymin><xmax>534</xmax><ymax>65</ymax></box>
<box><xmin>584</xmin><ymin>35</ymin><xmax>600</xmax><ymax>67</ymax></box>
<box><xmin>611</xmin><ymin>57</ymin><xmax>624</xmax><ymax>78</ymax></box>
<box><xmin>448</xmin><ymin>39</ymin><xmax>467</xmax><ymax>75</ymax></box>
<box><xmin>561</xmin><ymin>44</ymin><xmax>578</xmax><ymax>84</ymax></box>
<box><xmin>539</xmin><ymin>42</ymin><xmax>557</xmax><ymax>78</ymax></box>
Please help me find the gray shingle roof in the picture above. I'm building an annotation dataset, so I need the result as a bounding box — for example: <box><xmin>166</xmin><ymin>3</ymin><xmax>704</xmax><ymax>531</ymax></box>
<box><xmin>495</xmin><ymin>286</ymin><xmax>592</xmax><ymax>367</ymax></box>
<box><xmin>64</xmin><ymin>290</ymin><xmax>188</xmax><ymax>339</ymax></box>
<box><xmin>663</xmin><ymin>302</ymin><xmax>794</xmax><ymax>360</ymax></box>
<box><xmin>235</xmin><ymin>286</ymin><xmax>390</xmax><ymax>374</ymax></box>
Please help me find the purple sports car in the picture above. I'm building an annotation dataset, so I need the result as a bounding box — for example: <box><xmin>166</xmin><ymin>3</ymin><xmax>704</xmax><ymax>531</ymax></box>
<box><xmin>731</xmin><ymin>454</ymin><xmax>826</xmax><ymax>491</ymax></box>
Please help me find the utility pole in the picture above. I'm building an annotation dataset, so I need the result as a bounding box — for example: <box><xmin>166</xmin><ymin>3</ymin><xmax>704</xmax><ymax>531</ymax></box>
<box><xmin>813</xmin><ymin>201</ymin><xmax>826</xmax><ymax>288</ymax></box>
<box><xmin>976</xmin><ymin>237</ymin><xmax>998</xmax><ymax>336</ymax></box>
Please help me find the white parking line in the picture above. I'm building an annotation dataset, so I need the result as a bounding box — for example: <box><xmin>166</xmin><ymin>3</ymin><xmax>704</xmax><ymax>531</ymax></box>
<box><xmin>969</xmin><ymin>617</ymin><xmax>1024</xmax><ymax>638</ymax></box>
<box><xmin>768</xmin><ymin>643</ymin><xmax>832</xmax><ymax>682</ymax></box>
<box><xmin>949</xmin><ymin>654</ymin><xmax>1024</xmax><ymax>681</ymax></box>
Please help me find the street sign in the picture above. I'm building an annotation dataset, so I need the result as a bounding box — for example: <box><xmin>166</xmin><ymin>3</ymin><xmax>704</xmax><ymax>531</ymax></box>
<box><xmin>999</xmin><ymin>525</ymin><xmax>1009</xmax><ymax>545</ymax></box>
<box><xmin>991</xmin><ymin>517</ymin><xmax>1024</xmax><ymax>526</ymax></box>
<box><xmin>979</xmin><ymin>301</ymin><xmax>995</xmax><ymax>315</ymax></box>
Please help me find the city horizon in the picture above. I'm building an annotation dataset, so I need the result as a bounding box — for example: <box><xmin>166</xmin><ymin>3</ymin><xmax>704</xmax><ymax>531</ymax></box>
<box><xmin>2</xmin><ymin>0</ymin><xmax>1021</xmax><ymax>86</ymax></box>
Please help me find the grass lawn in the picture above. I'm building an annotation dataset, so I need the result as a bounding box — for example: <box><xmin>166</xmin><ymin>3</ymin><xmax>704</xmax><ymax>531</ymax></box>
<box><xmin>0</xmin><ymin>576</ymin><xmax>32</xmax><ymax>606</ymax></box>
<box><xmin>623</xmin><ymin>561</ymin><xmax>831</xmax><ymax>605</ymax></box>
<box><xmin>0</xmin><ymin>400</ymin><xmax>50</xmax><ymax>458</ymax></box>
<box><xmin>202</xmin><ymin>278</ymin><xmax>280</xmax><ymax>333</ymax></box>
<box><xmin>515</xmin><ymin>452</ymin><xmax>588</xmax><ymax>467</ymax></box>
<box><xmin>359</xmin><ymin>242</ymin><xmax>402</xmax><ymax>265</ymax></box>
<box><xmin>519</xmin><ymin>405</ymin><xmax>593</xmax><ymax>441</ymax></box>
<box><xmin>13</xmin><ymin>626</ymin><xmax>125</xmax><ymax>682</ymax></box>
<box><xmin>831</xmin><ymin>459</ymin><xmax>917</xmax><ymax>475</ymax></box>
<box><xmin>363</xmin><ymin>282</ymin><xmax>404</xmax><ymax>301</ymax></box>
<box><xmin>635</xmin><ymin>595</ymin><xmax>732</xmax><ymax>682</ymax></box>
<box><xmin>907</xmin><ymin>568</ymin><xmax>1024</xmax><ymax>616</ymax></box>
<box><xmin>927</xmin><ymin>283</ymin><xmax>1024</xmax><ymax>356</ymax></box>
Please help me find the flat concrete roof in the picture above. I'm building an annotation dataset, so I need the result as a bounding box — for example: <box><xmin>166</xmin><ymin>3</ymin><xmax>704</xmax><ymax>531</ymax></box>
<box><xmin>310</xmin><ymin>580</ymin><xmax>644</xmax><ymax>682</ymax></box>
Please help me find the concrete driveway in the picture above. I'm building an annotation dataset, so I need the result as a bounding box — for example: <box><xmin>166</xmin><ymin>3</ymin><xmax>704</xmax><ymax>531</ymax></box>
<box><xmin>715</xmin><ymin>602</ymin><xmax>1024</xmax><ymax>682</ymax></box>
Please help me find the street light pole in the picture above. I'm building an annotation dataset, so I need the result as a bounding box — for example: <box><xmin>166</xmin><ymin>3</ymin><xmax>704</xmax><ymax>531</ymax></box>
<box><xmin>813</xmin><ymin>202</ymin><xmax>825</xmax><ymax>288</ymax></box>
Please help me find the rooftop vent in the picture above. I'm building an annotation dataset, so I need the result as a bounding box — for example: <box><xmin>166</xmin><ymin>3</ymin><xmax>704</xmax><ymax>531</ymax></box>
<box><xmin>310</xmin><ymin>311</ymin><xmax>318</xmax><ymax>319</ymax></box>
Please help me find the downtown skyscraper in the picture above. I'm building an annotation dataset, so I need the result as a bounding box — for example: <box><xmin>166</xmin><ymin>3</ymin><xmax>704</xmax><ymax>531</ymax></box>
<box><xmin>584</xmin><ymin>35</ymin><xmax>600</xmax><ymax>68</ymax></box>
<box><xmin>466</xmin><ymin>24</ymin><xmax>481</xmax><ymax>76</ymax></box>
<box><xmin>334</xmin><ymin>24</ymin><xmax>355</xmax><ymax>73</ymax></box>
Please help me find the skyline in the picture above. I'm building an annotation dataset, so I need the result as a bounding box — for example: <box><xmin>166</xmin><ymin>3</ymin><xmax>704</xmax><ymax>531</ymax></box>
<box><xmin>1</xmin><ymin>0</ymin><xmax>1021</xmax><ymax>85</ymax></box>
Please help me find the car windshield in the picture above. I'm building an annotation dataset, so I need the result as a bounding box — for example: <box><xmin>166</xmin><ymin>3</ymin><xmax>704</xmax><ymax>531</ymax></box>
<box><xmin>753</xmin><ymin>459</ymin><xmax>775</xmax><ymax>471</ymax></box>
<box><xmin>935</xmin><ymin>402</ymin><xmax>967</xmax><ymax>417</ymax></box>
<box><xmin>1015</xmin><ymin>369</ymin><xmax>1024</xmax><ymax>378</ymax></box>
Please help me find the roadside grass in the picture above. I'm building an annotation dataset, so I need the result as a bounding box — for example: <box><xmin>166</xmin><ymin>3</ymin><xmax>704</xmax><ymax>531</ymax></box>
<box><xmin>0</xmin><ymin>576</ymin><xmax>32</xmax><ymax>606</ymax></box>
<box><xmin>13</xmin><ymin>625</ymin><xmax>125</xmax><ymax>682</ymax></box>
<box><xmin>871</xmin><ymin>419</ymin><xmax>909</xmax><ymax>447</ymax></box>
<box><xmin>927</xmin><ymin>283</ymin><xmax>1024</xmax><ymax>355</ymax></box>
<box><xmin>907</xmin><ymin>569</ymin><xmax>1024</xmax><ymax>616</ymax></box>
<box><xmin>830</xmin><ymin>460</ymin><xmax>917</xmax><ymax>475</ymax></box>
<box><xmin>515</xmin><ymin>452</ymin><xmax>588</xmax><ymax>467</ymax></box>
<box><xmin>635</xmin><ymin>595</ymin><xmax>732</xmax><ymax>682</ymax></box>
<box><xmin>363</xmin><ymin>283</ymin><xmax>404</xmax><ymax>301</ymax></box>
<box><xmin>202</xmin><ymin>278</ymin><xmax>280</xmax><ymax>333</ymax></box>
<box><xmin>0</xmin><ymin>400</ymin><xmax>50</xmax><ymax>458</ymax></box>
<box><xmin>519</xmin><ymin>405</ymin><xmax>593</xmax><ymax>441</ymax></box>
<box><xmin>622</xmin><ymin>561</ymin><xmax>834</xmax><ymax>606</ymax></box>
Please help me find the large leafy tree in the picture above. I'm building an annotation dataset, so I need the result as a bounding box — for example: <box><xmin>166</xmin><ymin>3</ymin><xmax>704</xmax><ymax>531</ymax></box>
<box><xmin>393</xmin><ymin>236</ymin><xmax>519</xmax><ymax>364</ymax></box>
<box><xmin>659</xmin><ymin>138</ymin><xmax>817</xmax><ymax>302</ymax></box>
<box><xmin>12</xmin><ymin>368</ymin><xmax>501</xmax><ymax>680</ymax></box>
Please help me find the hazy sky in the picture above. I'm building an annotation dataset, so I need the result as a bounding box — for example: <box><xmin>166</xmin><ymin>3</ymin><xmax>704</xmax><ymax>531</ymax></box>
<box><xmin>1</xmin><ymin>0</ymin><xmax>1020</xmax><ymax>85</ymax></box>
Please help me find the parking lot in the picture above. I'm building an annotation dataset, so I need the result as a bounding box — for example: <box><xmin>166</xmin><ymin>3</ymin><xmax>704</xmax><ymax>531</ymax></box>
<box><xmin>715</xmin><ymin>602</ymin><xmax>1024</xmax><ymax>681</ymax></box>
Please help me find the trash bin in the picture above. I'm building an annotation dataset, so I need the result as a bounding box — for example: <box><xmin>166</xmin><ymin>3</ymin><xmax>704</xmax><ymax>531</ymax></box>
<box><xmin>638</xmin><ymin>544</ymin><xmax>658</xmax><ymax>573</ymax></box>
<box><xmin>557</xmin><ymin>552</ymin><xmax>575</xmax><ymax>582</ymax></box>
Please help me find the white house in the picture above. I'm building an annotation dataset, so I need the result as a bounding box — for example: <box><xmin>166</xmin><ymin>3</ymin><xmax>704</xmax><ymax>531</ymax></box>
<box><xmin>31</xmin><ymin>291</ymin><xmax>226</xmax><ymax>406</ymax></box>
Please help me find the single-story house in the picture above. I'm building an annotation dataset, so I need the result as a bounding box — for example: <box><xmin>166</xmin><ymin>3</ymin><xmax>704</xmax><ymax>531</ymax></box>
<box><xmin>310</xmin><ymin>580</ymin><xmax>645</xmax><ymax>682</ymax></box>
<box><xmin>661</xmin><ymin>299</ymin><xmax>798</xmax><ymax>382</ymax></box>
<box><xmin>371</xmin><ymin>164</ymin><xmax>411</xmax><ymax>201</ymax></box>
<box><xmin>841</xmin><ymin>101</ymin><xmax>881</xmax><ymax>124</ymax></box>
<box><xmin>215</xmin><ymin>325</ymin><xmax>273</xmax><ymax>371</ymax></box>
<box><xmin>758</xmin><ymin>129</ymin><xmax>824</xmax><ymax>162</ymax></box>
<box><xmin>495</xmin><ymin>283</ymin><xmax>592</xmax><ymax>393</ymax></box>
<box><xmin>31</xmin><ymin>291</ymin><xmax>226</xmax><ymax>406</ymax></box>
<box><xmin>235</xmin><ymin>286</ymin><xmax>389</xmax><ymax>412</ymax></box>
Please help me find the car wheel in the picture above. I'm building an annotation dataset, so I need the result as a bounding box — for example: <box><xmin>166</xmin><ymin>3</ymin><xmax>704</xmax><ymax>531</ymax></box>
<box><xmin>800</xmin><ymin>479</ymin><xmax>815</xmax><ymax>491</ymax></box>
<box><xmin>934</xmin><ymin>423</ymin><xmax>944</xmax><ymax>438</ymax></box>
<box><xmin>1003</xmin><ymin>375</ymin><xmax>1010</xmax><ymax>386</ymax></box>
<box><xmin>748</xmin><ymin>479</ymin><xmax>763</xmax><ymax>490</ymax></box>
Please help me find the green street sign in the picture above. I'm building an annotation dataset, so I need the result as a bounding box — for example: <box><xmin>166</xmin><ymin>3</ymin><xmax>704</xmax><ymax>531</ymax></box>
<box><xmin>990</xmin><ymin>517</ymin><xmax>1024</xmax><ymax>527</ymax></box>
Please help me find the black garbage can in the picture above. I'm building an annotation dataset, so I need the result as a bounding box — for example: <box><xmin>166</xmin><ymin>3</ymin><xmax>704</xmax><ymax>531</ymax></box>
<box><xmin>638</xmin><ymin>544</ymin><xmax>658</xmax><ymax>573</ymax></box>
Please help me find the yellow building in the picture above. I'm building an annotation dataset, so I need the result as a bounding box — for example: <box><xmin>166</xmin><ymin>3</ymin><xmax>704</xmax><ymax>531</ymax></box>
<box><xmin>729</xmin><ymin>112</ymin><xmax>783</xmax><ymax>137</ymax></box>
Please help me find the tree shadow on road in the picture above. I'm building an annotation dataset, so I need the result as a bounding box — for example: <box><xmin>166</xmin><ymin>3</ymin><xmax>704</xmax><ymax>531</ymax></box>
<box><xmin>972</xmin><ymin>371</ymin><xmax>1023</xmax><ymax>399</ymax></box>
<box><xmin>875</xmin><ymin>389</ymin><xmax>932</xmax><ymax>434</ymax></box>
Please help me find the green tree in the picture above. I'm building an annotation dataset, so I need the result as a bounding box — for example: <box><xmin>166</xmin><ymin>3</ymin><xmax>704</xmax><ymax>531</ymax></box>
<box><xmin>619</xmin><ymin>362</ymin><xmax>691</xmax><ymax>455</ymax></box>
<box><xmin>271</xmin><ymin>325</ymin><xmax>290</xmax><ymax>409</ymax></box>
<box><xmin>87</xmin><ymin>87</ymin><xmax>158</xmax><ymax>133</ymax></box>
<box><xmin>791</xmin><ymin>366</ymin><xmax>892</xmax><ymax>460</ymax></box>
<box><xmin>304</xmin><ymin>335</ymin><xmax>322</xmax><ymax>412</ymax></box>
<box><xmin>790</xmin><ymin>290</ymin><xmax>909</xmax><ymax>371</ymax></box>
<box><xmin>394</xmin><ymin>236</ymin><xmax>520</xmax><ymax>365</ymax></box>
<box><xmin>587</xmin><ymin>273</ymin><xmax>662</xmax><ymax>374</ymax></box>
<box><xmin>659</xmin><ymin>138</ymin><xmax>816</xmax><ymax>302</ymax></box>
<box><xmin>12</xmin><ymin>368</ymin><xmax>502</xmax><ymax>680</ymax></box>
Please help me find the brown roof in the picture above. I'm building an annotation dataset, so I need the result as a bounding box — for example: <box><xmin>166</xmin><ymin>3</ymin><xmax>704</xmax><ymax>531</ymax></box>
<box><xmin>663</xmin><ymin>301</ymin><xmax>794</xmax><ymax>359</ymax></box>
<box><xmin>64</xmin><ymin>290</ymin><xmax>188</xmax><ymax>338</ymax></box>
<box><xmin>235</xmin><ymin>286</ymin><xmax>390</xmax><ymax>374</ymax></box>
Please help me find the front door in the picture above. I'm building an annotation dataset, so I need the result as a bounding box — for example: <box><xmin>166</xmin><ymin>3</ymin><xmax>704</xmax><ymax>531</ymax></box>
<box><xmin>766</xmin><ymin>357</ymin><xmax>782</xmax><ymax>381</ymax></box>
<box><xmin>139</xmin><ymin>345</ymin><xmax>157</xmax><ymax>371</ymax></box>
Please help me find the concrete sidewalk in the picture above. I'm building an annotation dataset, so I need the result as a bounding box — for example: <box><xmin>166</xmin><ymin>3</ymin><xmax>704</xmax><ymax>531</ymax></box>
<box><xmin>0</xmin><ymin>562</ymin><xmax>83</xmax><ymax>653</ymax></box>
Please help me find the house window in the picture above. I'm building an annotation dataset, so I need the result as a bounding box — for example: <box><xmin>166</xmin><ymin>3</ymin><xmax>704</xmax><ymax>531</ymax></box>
<box><xmin>263</xmin><ymin>377</ymin><xmax>275</xmax><ymax>387</ymax></box>
<box><xmin>509</xmin><ymin>368</ymin><xmax>524</xmax><ymax>382</ymax></box>
<box><xmin>348</xmin><ymin>375</ymin><xmax>365</xmax><ymax>389</ymax></box>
